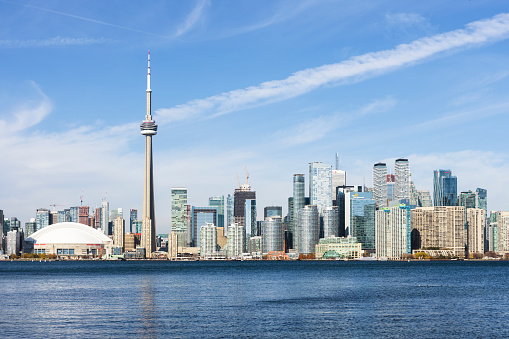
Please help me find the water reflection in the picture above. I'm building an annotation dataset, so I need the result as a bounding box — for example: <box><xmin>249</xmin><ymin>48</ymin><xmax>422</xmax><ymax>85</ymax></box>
<box><xmin>138</xmin><ymin>278</ymin><xmax>157</xmax><ymax>338</ymax></box>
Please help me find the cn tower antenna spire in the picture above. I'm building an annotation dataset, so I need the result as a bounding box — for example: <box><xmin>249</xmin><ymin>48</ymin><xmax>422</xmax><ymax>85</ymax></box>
<box><xmin>147</xmin><ymin>50</ymin><xmax>151</xmax><ymax>92</ymax></box>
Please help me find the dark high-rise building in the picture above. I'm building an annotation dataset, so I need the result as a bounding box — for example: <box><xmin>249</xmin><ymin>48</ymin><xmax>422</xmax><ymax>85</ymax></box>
<box><xmin>433</xmin><ymin>169</ymin><xmax>458</xmax><ymax>206</ymax></box>
<box><xmin>130</xmin><ymin>209</ymin><xmax>137</xmax><ymax>233</ymax></box>
<box><xmin>233</xmin><ymin>185</ymin><xmax>256</xmax><ymax>229</ymax></box>
<box><xmin>78</xmin><ymin>206</ymin><xmax>89</xmax><ymax>225</ymax></box>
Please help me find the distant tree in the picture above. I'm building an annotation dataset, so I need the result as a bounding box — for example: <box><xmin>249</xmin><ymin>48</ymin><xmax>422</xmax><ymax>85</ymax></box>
<box><xmin>471</xmin><ymin>252</ymin><xmax>483</xmax><ymax>259</ymax></box>
<box><xmin>401</xmin><ymin>253</ymin><xmax>414</xmax><ymax>259</ymax></box>
<box><xmin>414</xmin><ymin>252</ymin><xmax>431</xmax><ymax>259</ymax></box>
<box><xmin>9</xmin><ymin>254</ymin><xmax>18</xmax><ymax>260</ymax></box>
<box><xmin>484</xmin><ymin>251</ymin><xmax>499</xmax><ymax>258</ymax></box>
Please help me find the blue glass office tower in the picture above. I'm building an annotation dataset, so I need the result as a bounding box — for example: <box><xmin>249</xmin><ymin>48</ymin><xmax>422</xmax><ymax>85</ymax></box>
<box><xmin>433</xmin><ymin>169</ymin><xmax>457</xmax><ymax>206</ymax></box>
<box><xmin>191</xmin><ymin>207</ymin><xmax>217</xmax><ymax>247</ymax></box>
<box><xmin>350</xmin><ymin>192</ymin><xmax>376</xmax><ymax>251</ymax></box>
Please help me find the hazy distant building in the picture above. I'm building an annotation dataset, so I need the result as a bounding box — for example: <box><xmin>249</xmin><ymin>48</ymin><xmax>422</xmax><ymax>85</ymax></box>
<box><xmin>171</xmin><ymin>188</ymin><xmax>188</xmax><ymax>247</ymax></box>
<box><xmin>227</xmin><ymin>223</ymin><xmax>245</xmax><ymax>258</ymax></box>
<box><xmin>375</xmin><ymin>205</ymin><xmax>411</xmax><ymax>259</ymax></box>
<box><xmin>6</xmin><ymin>228</ymin><xmax>23</xmax><ymax>256</ymax></box>
<box><xmin>101</xmin><ymin>201</ymin><xmax>109</xmax><ymax>235</ymax></box>
<box><xmin>332</xmin><ymin>169</ymin><xmax>346</xmax><ymax>200</ymax></box>
<box><xmin>433</xmin><ymin>169</ymin><xmax>457</xmax><ymax>206</ymax></box>
<box><xmin>261</xmin><ymin>216</ymin><xmax>283</xmax><ymax>253</ymax></box>
<box><xmin>25</xmin><ymin>219</ymin><xmax>37</xmax><ymax>238</ymax></box>
<box><xmin>209</xmin><ymin>196</ymin><xmax>225</xmax><ymax>229</ymax></box>
<box><xmin>322</xmin><ymin>206</ymin><xmax>339</xmax><ymax>238</ymax></box>
<box><xmin>395</xmin><ymin>158</ymin><xmax>410</xmax><ymax>200</ymax></box>
<box><xmin>113</xmin><ymin>217</ymin><xmax>125</xmax><ymax>252</ymax></box>
<box><xmin>36</xmin><ymin>208</ymin><xmax>50</xmax><ymax>232</ymax></box>
<box><xmin>264</xmin><ymin>206</ymin><xmax>282</xmax><ymax>219</ymax></box>
<box><xmin>297</xmin><ymin>205</ymin><xmax>319</xmax><ymax>255</ymax></box>
<box><xmin>373</xmin><ymin>163</ymin><xmax>387</xmax><ymax>209</ymax></box>
<box><xmin>309</xmin><ymin>162</ymin><xmax>332</xmax><ymax>214</ymax></box>
<box><xmin>191</xmin><ymin>207</ymin><xmax>217</xmax><ymax>247</ymax></box>
<box><xmin>387</xmin><ymin>175</ymin><xmax>396</xmax><ymax>202</ymax></box>
<box><xmin>129</xmin><ymin>209</ymin><xmax>137</xmax><ymax>233</ymax></box>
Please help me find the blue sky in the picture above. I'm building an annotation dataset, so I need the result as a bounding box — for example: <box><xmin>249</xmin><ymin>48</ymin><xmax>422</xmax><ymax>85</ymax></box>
<box><xmin>1</xmin><ymin>0</ymin><xmax>509</xmax><ymax>232</ymax></box>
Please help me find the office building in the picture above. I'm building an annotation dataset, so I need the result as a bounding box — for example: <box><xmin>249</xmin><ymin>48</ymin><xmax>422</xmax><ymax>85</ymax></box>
<box><xmin>309</xmin><ymin>162</ymin><xmax>332</xmax><ymax>214</ymax></box>
<box><xmin>489</xmin><ymin>211</ymin><xmax>499</xmax><ymax>252</ymax></box>
<box><xmin>200</xmin><ymin>223</ymin><xmax>217</xmax><ymax>258</ymax></box>
<box><xmin>261</xmin><ymin>216</ymin><xmax>283</xmax><ymax>253</ymax></box>
<box><xmin>332</xmin><ymin>169</ymin><xmax>347</xmax><ymax>200</ymax></box>
<box><xmin>297</xmin><ymin>205</ymin><xmax>319</xmax><ymax>254</ymax></box>
<box><xmin>113</xmin><ymin>217</ymin><xmax>125</xmax><ymax>252</ymax></box>
<box><xmin>387</xmin><ymin>175</ymin><xmax>396</xmax><ymax>202</ymax></box>
<box><xmin>129</xmin><ymin>209</ymin><xmax>137</xmax><ymax>233</ymax></box>
<box><xmin>171</xmin><ymin>188</ymin><xmax>188</xmax><ymax>247</ymax></box>
<box><xmin>191</xmin><ymin>207</ymin><xmax>217</xmax><ymax>247</ymax></box>
<box><xmin>264</xmin><ymin>206</ymin><xmax>282</xmax><ymax>218</ymax></box>
<box><xmin>349</xmin><ymin>192</ymin><xmax>376</xmax><ymax>251</ymax></box>
<box><xmin>417</xmin><ymin>191</ymin><xmax>432</xmax><ymax>207</ymax></box>
<box><xmin>0</xmin><ymin>210</ymin><xmax>3</xmax><ymax>237</ymax></box>
<box><xmin>248</xmin><ymin>236</ymin><xmax>262</xmax><ymax>254</ymax></box>
<box><xmin>69</xmin><ymin>206</ymin><xmax>79</xmax><ymax>223</ymax></box>
<box><xmin>25</xmin><ymin>219</ymin><xmax>37</xmax><ymax>238</ymax></box>
<box><xmin>433</xmin><ymin>169</ymin><xmax>457</xmax><ymax>206</ymax></box>
<box><xmin>373</xmin><ymin>163</ymin><xmax>387</xmax><ymax>209</ymax></box>
<box><xmin>245</xmin><ymin>199</ymin><xmax>257</xmax><ymax>239</ymax></box>
<box><xmin>227</xmin><ymin>223</ymin><xmax>245</xmax><ymax>258</ymax></box>
<box><xmin>36</xmin><ymin>208</ymin><xmax>50</xmax><ymax>232</ymax></box>
<box><xmin>395</xmin><ymin>158</ymin><xmax>410</xmax><ymax>200</ymax></box>
<box><xmin>375</xmin><ymin>205</ymin><xmax>412</xmax><ymax>259</ymax></box>
<box><xmin>322</xmin><ymin>206</ymin><xmax>339</xmax><ymax>238</ymax></box>
<box><xmin>209</xmin><ymin>196</ymin><xmax>225</xmax><ymax>228</ymax></box>
<box><xmin>291</xmin><ymin>174</ymin><xmax>306</xmax><ymax>249</ymax></box>
<box><xmin>411</xmin><ymin>206</ymin><xmax>466</xmax><ymax>256</ymax></box>
<box><xmin>100</xmin><ymin>201</ymin><xmax>109</xmax><ymax>235</ymax></box>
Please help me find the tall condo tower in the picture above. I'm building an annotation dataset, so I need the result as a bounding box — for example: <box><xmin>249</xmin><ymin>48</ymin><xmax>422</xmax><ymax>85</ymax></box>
<box><xmin>140</xmin><ymin>51</ymin><xmax>158</xmax><ymax>257</ymax></box>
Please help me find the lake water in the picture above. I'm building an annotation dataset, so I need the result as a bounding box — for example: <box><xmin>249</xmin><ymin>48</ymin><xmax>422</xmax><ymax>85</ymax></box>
<box><xmin>0</xmin><ymin>260</ymin><xmax>508</xmax><ymax>338</ymax></box>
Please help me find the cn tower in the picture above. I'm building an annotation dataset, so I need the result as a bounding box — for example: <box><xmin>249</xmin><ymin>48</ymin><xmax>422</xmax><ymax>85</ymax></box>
<box><xmin>140</xmin><ymin>51</ymin><xmax>157</xmax><ymax>257</ymax></box>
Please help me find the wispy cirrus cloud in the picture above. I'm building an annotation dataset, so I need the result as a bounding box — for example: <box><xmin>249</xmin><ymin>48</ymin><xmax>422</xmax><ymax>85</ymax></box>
<box><xmin>0</xmin><ymin>36</ymin><xmax>113</xmax><ymax>48</ymax></box>
<box><xmin>156</xmin><ymin>13</ymin><xmax>509</xmax><ymax>125</ymax></box>
<box><xmin>175</xmin><ymin>0</ymin><xmax>209</xmax><ymax>37</ymax></box>
<box><xmin>385</xmin><ymin>12</ymin><xmax>427</xmax><ymax>27</ymax></box>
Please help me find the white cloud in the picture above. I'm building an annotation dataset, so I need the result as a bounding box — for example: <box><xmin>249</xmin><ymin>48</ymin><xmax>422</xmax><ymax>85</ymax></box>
<box><xmin>175</xmin><ymin>0</ymin><xmax>209</xmax><ymax>37</ymax></box>
<box><xmin>155</xmin><ymin>13</ymin><xmax>509</xmax><ymax>125</ymax></box>
<box><xmin>0</xmin><ymin>36</ymin><xmax>113</xmax><ymax>48</ymax></box>
<box><xmin>385</xmin><ymin>12</ymin><xmax>427</xmax><ymax>26</ymax></box>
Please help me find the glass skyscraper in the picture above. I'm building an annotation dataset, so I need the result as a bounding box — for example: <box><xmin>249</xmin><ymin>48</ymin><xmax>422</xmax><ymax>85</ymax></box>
<box><xmin>171</xmin><ymin>188</ymin><xmax>188</xmax><ymax>246</ymax></box>
<box><xmin>292</xmin><ymin>174</ymin><xmax>305</xmax><ymax>249</ymax></box>
<box><xmin>226</xmin><ymin>194</ymin><xmax>234</xmax><ymax>234</ymax></box>
<box><xmin>433</xmin><ymin>169</ymin><xmax>458</xmax><ymax>206</ymax></box>
<box><xmin>297</xmin><ymin>205</ymin><xmax>319</xmax><ymax>255</ymax></box>
<box><xmin>191</xmin><ymin>207</ymin><xmax>217</xmax><ymax>247</ymax></box>
<box><xmin>245</xmin><ymin>199</ymin><xmax>257</xmax><ymax>239</ymax></box>
<box><xmin>209</xmin><ymin>196</ymin><xmax>225</xmax><ymax>228</ymax></box>
<box><xmin>350</xmin><ymin>192</ymin><xmax>376</xmax><ymax>250</ymax></box>
<box><xmin>35</xmin><ymin>208</ymin><xmax>50</xmax><ymax>232</ymax></box>
<box><xmin>309</xmin><ymin>162</ymin><xmax>332</xmax><ymax>215</ymax></box>
<box><xmin>129</xmin><ymin>209</ymin><xmax>137</xmax><ymax>233</ymax></box>
<box><xmin>264</xmin><ymin>206</ymin><xmax>282</xmax><ymax>218</ymax></box>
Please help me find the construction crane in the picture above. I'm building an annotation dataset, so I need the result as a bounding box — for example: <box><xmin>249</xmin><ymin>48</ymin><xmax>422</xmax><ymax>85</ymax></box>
<box><xmin>50</xmin><ymin>204</ymin><xmax>64</xmax><ymax>212</ymax></box>
<box><xmin>245</xmin><ymin>165</ymin><xmax>249</xmax><ymax>185</ymax></box>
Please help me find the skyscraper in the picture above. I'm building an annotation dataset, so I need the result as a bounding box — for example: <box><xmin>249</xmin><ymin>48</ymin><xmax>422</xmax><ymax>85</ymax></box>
<box><xmin>233</xmin><ymin>184</ymin><xmax>255</xmax><ymax>234</ymax></box>
<box><xmin>261</xmin><ymin>216</ymin><xmax>283</xmax><ymax>253</ymax></box>
<box><xmin>322</xmin><ymin>207</ymin><xmax>339</xmax><ymax>238</ymax></box>
<box><xmin>129</xmin><ymin>209</ymin><xmax>137</xmax><ymax>233</ymax></box>
<box><xmin>387</xmin><ymin>174</ymin><xmax>396</xmax><ymax>202</ymax></box>
<box><xmin>171</xmin><ymin>188</ymin><xmax>188</xmax><ymax>247</ymax></box>
<box><xmin>433</xmin><ymin>169</ymin><xmax>457</xmax><ymax>206</ymax></box>
<box><xmin>395</xmin><ymin>158</ymin><xmax>410</xmax><ymax>200</ymax></box>
<box><xmin>375</xmin><ymin>205</ymin><xmax>411</xmax><ymax>259</ymax></box>
<box><xmin>209</xmin><ymin>196</ymin><xmax>225</xmax><ymax>228</ymax></box>
<box><xmin>349</xmin><ymin>192</ymin><xmax>376</xmax><ymax>251</ymax></box>
<box><xmin>78</xmin><ymin>206</ymin><xmax>89</xmax><ymax>225</ymax></box>
<box><xmin>297</xmin><ymin>205</ymin><xmax>319</xmax><ymax>255</ymax></box>
<box><xmin>227</xmin><ymin>223</ymin><xmax>245</xmax><ymax>258</ymax></box>
<box><xmin>373</xmin><ymin>163</ymin><xmax>387</xmax><ymax>209</ymax></box>
<box><xmin>191</xmin><ymin>207</ymin><xmax>217</xmax><ymax>247</ymax></box>
<box><xmin>245</xmin><ymin>199</ymin><xmax>257</xmax><ymax>239</ymax></box>
<box><xmin>309</xmin><ymin>162</ymin><xmax>332</xmax><ymax>214</ymax></box>
<box><xmin>291</xmin><ymin>174</ymin><xmax>305</xmax><ymax>249</ymax></box>
<box><xmin>264</xmin><ymin>206</ymin><xmax>282</xmax><ymax>218</ymax></box>
<box><xmin>140</xmin><ymin>51</ymin><xmax>158</xmax><ymax>257</ymax></box>
<box><xmin>226</xmin><ymin>194</ymin><xmax>234</xmax><ymax>235</ymax></box>
<box><xmin>200</xmin><ymin>223</ymin><xmax>217</xmax><ymax>258</ymax></box>
<box><xmin>101</xmin><ymin>201</ymin><xmax>109</xmax><ymax>235</ymax></box>
<box><xmin>36</xmin><ymin>208</ymin><xmax>50</xmax><ymax>232</ymax></box>
<box><xmin>331</xmin><ymin>169</ymin><xmax>346</xmax><ymax>200</ymax></box>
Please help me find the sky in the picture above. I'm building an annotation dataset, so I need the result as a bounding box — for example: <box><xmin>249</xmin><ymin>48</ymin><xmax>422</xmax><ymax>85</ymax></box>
<box><xmin>1</xmin><ymin>0</ymin><xmax>509</xmax><ymax>233</ymax></box>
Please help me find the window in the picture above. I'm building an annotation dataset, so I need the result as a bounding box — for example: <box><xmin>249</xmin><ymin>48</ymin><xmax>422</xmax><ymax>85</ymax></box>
<box><xmin>57</xmin><ymin>249</ymin><xmax>63</xmax><ymax>254</ymax></box>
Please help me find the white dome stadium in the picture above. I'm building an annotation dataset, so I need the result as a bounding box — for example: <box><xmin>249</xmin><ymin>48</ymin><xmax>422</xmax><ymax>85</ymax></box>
<box><xmin>25</xmin><ymin>222</ymin><xmax>112</xmax><ymax>257</ymax></box>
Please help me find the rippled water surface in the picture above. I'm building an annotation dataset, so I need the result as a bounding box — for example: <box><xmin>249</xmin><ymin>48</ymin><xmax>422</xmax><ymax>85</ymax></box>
<box><xmin>1</xmin><ymin>260</ymin><xmax>508</xmax><ymax>338</ymax></box>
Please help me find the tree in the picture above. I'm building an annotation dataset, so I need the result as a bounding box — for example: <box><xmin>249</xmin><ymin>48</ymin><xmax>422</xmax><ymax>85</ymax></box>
<box><xmin>414</xmin><ymin>252</ymin><xmax>431</xmax><ymax>259</ymax></box>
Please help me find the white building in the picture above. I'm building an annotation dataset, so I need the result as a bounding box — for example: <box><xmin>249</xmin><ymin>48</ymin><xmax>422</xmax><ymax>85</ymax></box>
<box><xmin>227</xmin><ymin>223</ymin><xmax>245</xmax><ymax>258</ymax></box>
<box><xmin>375</xmin><ymin>205</ymin><xmax>411</xmax><ymax>259</ymax></box>
<box><xmin>373</xmin><ymin>163</ymin><xmax>387</xmax><ymax>208</ymax></box>
<box><xmin>101</xmin><ymin>201</ymin><xmax>109</xmax><ymax>235</ymax></box>
<box><xmin>395</xmin><ymin>158</ymin><xmax>410</xmax><ymax>201</ymax></box>
<box><xmin>113</xmin><ymin>217</ymin><xmax>125</xmax><ymax>251</ymax></box>
<box><xmin>6</xmin><ymin>229</ymin><xmax>24</xmax><ymax>256</ymax></box>
<box><xmin>200</xmin><ymin>223</ymin><xmax>217</xmax><ymax>258</ymax></box>
<box><xmin>467</xmin><ymin>208</ymin><xmax>485</xmax><ymax>255</ymax></box>
<box><xmin>497</xmin><ymin>211</ymin><xmax>509</xmax><ymax>255</ymax></box>
<box><xmin>309</xmin><ymin>162</ymin><xmax>332</xmax><ymax>214</ymax></box>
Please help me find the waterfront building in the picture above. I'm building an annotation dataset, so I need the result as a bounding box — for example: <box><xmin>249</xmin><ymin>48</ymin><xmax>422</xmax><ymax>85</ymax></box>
<box><xmin>261</xmin><ymin>216</ymin><xmax>283</xmax><ymax>253</ymax></box>
<box><xmin>227</xmin><ymin>223</ymin><xmax>245</xmax><ymax>258</ymax></box>
<box><xmin>113</xmin><ymin>217</ymin><xmax>125</xmax><ymax>252</ymax></box>
<box><xmin>209</xmin><ymin>196</ymin><xmax>225</xmax><ymax>228</ymax></box>
<box><xmin>467</xmin><ymin>208</ymin><xmax>485</xmax><ymax>255</ymax></box>
<box><xmin>309</xmin><ymin>162</ymin><xmax>332</xmax><ymax>214</ymax></box>
<box><xmin>322</xmin><ymin>206</ymin><xmax>339</xmax><ymax>238</ymax></box>
<box><xmin>375</xmin><ymin>205</ymin><xmax>411</xmax><ymax>259</ymax></box>
<box><xmin>25</xmin><ymin>222</ymin><xmax>112</xmax><ymax>257</ymax></box>
<box><xmin>349</xmin><ymin>192</ymin><xmax>376</xmax><ymax>251</ymax></box>
<box><xmin>25</xmin><ymin>219</ymin><xmax>37</xmax><ymax>238</ymax></box>
<box><xmin>167</xmin><ymin>232</ymin><xmax>178</xmax><ymax>259</ymax></box>
<box><xmin>140</xmin><ymin>51</ymin><xmax>158</xmax><ymax>258</ymax></box>
<box><xmin>248</xmin><ymin>235</ymin><xmax>262</xmax><ymax>254</ymax></box>
<box><xmin>291</xmin><ymin>174</ymin><xmax>305</xmax><ymax>249</ymax></box>
<box><xmin>216</xmin><ymin>227</ymin><xmax>227</xmax><ymax>250</ymax></box>
<box><xmin>411</xmin><ymin>206</ymin><xmax>466</xmax><ymax>256</ymax></box>
<box><xmin>395</xmin><ymin>158</ymin><xmax>410</xmax><ymax>200</ymax></box>
<box><xmin>171</xmin><ymin>188</ymin><xmax>188</xmax><ymax>247</ymax></box>
<box><xmin>433</xmin><ymin>169</ymin><xmax>457</xmax><ymax>206</ymax></box>
<box><xmin>373</xmin><ymin>163</ymin><xmax>387</xmax><ymax>209</ymax></box>
<box><xmin>0</xmin><ymin>210</ymin><xmax>3</xmax><ymax>236</ymax></box>
<box><xmin>315</xmin><ymin>236</ymin><xmax>362</xmax><ymax>259</ymax></box>
<box><xmin>245</xmin><ymin>199</ymin><xmax>257</xmax><ymax>240</ymax></box>
<box><xmin>226</xmin><ymin>194</ymin><xmax>234</xmax><ymax>235</ymax></box>
<box><xmin>489</xmin><ymin>211</ymin><xmax>499</xmax><ymax>252</ymax></box>
<box><xmin>36</xmin><ymin>208</ymin><xmax>50</xmax><ymax>232</ymax></box>
<box><xmin>264</xmin><ymin>206</ymin><xmax>282</xmax><ymax>218</ymax></box>
<box><xmin>200</xmin><ymin>223</ymin><xmax>217</xmax><ymax>258</ymax></box>
<box><xmin>101</xmin><ymin>201</ymin><xmax>109</xmax><ymax>235</ymax></box>
<box><xmin>297</xmin><ymin>205</ymin><xmax>319</xmax><ymax>254</ymax></box>
<box><xmin>124</xmin><ymin>233</ymin><xmax>137</xmax><ymax>252</ymax></box>
<box><xmin>129</xmin><ymin>209</ymin><xmax>137</xmax><ymax>233</ymax></box>
<box><xmin>191</xmin><ymin>207</ymin><xmax>217</xmax><ymax>247</ymax></box>
<box><xmin>6</xmin><ymin>228</ymin><xmax>24</xmax><ymax>256</ymax></box>
<box><xmin>497</xmin><ymin>212</ymin><xmax>509</xmax><ymax>255</ymax></box>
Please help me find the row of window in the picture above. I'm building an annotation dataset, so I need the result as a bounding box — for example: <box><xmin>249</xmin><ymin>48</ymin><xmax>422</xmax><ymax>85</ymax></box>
<box><xmin>56</xmin><ymin>249</ymin><xmax>75</xmax><ymax>255</ymax></box>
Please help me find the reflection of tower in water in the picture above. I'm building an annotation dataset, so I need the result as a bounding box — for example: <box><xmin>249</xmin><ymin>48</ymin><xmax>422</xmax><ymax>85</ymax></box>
<box><xmin>138</xmin><ymin>279</ymin><xmax>157</xmax><ymax>338</ymax></box>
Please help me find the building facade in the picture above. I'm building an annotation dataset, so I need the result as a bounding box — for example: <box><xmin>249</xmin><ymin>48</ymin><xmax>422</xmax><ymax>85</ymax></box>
<box><xmin>322</xmin><ymin>206</ymin><xmax>339</xmax><ymax>238</ymax></box>
<box><xmin>227</xmin><ymin>223</ymin><xmax>245</xmax><ymax>258</ymax></box>
<box><xmin>171</xmin><ymin>188</ymin><xmax>188</xmax><ymax>247</ymax></box>
<box><xmin>375</xmin><ymin>205</ymin><xmax>411</xmax><ymax>259</ymax></box>
<box><xmin>349</xmin><ymin>192</ymin><xmax>376</xmax><ymax>251</ymax></box>
<box><xmin>261</xmin><ymin>216</ymin><xmax>283</xmax><ymax>253</ymax></box>
<box><xmin>297</xmin><ymin>205</ymin><xmax>319</xmax><ymax>254</ymax></box>
<box><xmin>191</xmin><ymin>207</ymin><xmax>217</xmax><ymax>247</ymax></box>
<box><xmin>433</xmin><ymin>169</ymin><xmax>457</xmax><ymax>206</ymax></box>
<box><xmin>200</xmin><ymin>223</ymin><xmax>217</xmax><ymax>258</ymax></box>
<box><xmin>309</xmin><ymin>162</ymin><xmax>332</xmax><ymax>214</ymax></box>
<box><xmin>315</xmin><ymin>236</ymin><xmax>362</xmax><ymax>259</ymax></box>
<box><xmin>395</xmin><ymin>158</ymin><xmax>410</xmax><ymax>201</ymax></box>
<box><xmin>373</xmin><ymin>163</ymin><xmax>388</xmax><ymax>209</ymax></box>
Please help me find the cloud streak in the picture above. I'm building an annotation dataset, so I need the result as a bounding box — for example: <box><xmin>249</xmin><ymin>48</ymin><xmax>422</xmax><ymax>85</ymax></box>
<box><xmin>156</xmin><ymin>13</ymin><xmax>509</xmax><ymax>124</ymax></box>
<box><xmin>175</xmin><ymin>0</ymin><xmax>209</xmax><ymax>37</ymax></box>
<box><xmin>0</xmin><ymin>36</ymin><xmax>113</xmax><ymax>48</ymax></box>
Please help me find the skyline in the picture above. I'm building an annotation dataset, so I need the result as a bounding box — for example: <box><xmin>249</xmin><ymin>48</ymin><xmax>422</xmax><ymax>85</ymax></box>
<box><xmin>1</xmin><ymin>1</ymin><xmax>509</xmax><ymax>232</ymax></box>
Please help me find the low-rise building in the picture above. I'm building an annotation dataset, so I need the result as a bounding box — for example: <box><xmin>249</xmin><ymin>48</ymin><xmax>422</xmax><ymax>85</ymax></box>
<box><xmin>315</xmin><ymin>236</ymin><xmax>362</xmax><ymax>259</ymax></box>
